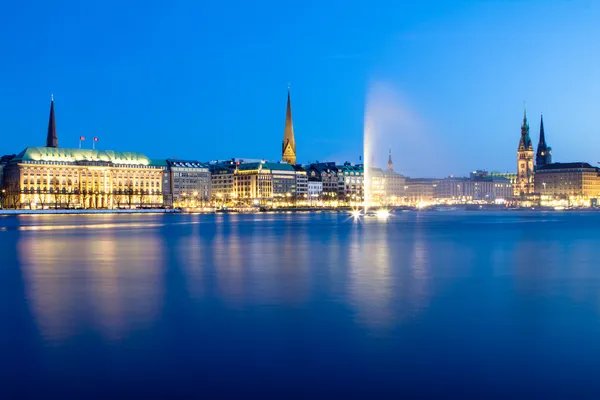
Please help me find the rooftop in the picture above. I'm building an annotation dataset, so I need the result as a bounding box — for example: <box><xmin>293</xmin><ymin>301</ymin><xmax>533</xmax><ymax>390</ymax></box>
<box><xmin>237</xmin><ymin>162</ymin><xmax>295</xmax><ymax>172</ymax></box>
<box><xmin>166</xmin><ymin>159</ymin><xmax>207</xmax><ymax>169</ymax></box>
<box><xmin>537</xmin><ymin>162</ymin><xmax>599</xmax><ymax>171</ymax></box>
<box><xmin>12</xmin><ymin>147</ymin><xmax>153</xmax><ymax>166</ymax></box>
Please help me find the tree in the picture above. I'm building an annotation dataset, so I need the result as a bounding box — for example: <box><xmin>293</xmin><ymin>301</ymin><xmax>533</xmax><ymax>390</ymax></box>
<box><xmin>139</xmin><ymin>188</ymin><xmax>147</xmax><ymax>208</ymax></box>
<box><xmin>114</xmin><ymin>189</ymin><xmax>123</xmax><ymax>209</ymax></box>
<box><xmin>80</xmin><ymin>189</ymin><xmax>90</xmax><ymax>210</ymax></box>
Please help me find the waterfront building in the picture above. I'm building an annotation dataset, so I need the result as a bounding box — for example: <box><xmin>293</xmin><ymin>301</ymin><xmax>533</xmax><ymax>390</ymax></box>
<box><xmin>534</xmin><ymin>162</ymin><xmax>600</xmax><ymax>205</ymax></box>
<box><xmin>2</xmin><ymin>147</ymin><xmax>164</xmax><ymax>209</ymax></box>
<box><xmin>234</xmin><ymin>162</ymin><xmax>296</xmax><ymax>202</ymax></box>
<box><xmin>369</xmin><ymin>167</ymin><xmax>386</xmax><ymax>205</ymax></box>
<box><xmin>163</xmin><ymin>159</ymin><xmax>211</xmax><ymax>208</ymax></box>
<box><xmin>308</xmin><ymin>162</ymin><xmax>340</xmax><ymax>202</ymax></box>
<box><xmin>490</xmin><ymin>171</ymin><xmax>517</xmax><ymax>188</ymax></box>
<box><xmin>382</xmin><ymin>170</ymin><xmax>406</xmax><ymax>205</ymax></box>
<box><xmin>337</xmin><ymin>163</ymin><xmax>364</xmax><ymax>203</ymax></box>
<box><xmin>293</xmin><ymin>165</ymin><xmax>308</xmax><ymax>202</ymax></box>
<box><xmin>535</xmin><ymin>115</ymin><xmax>552</xmax><ymax>170</ymax></box>
<box><xmin>434</xmin><ymin>177</ymin><xmax>469</xmax><ymax>201</ymax></box>
<box><xmin>516</xmin><ymin>109</ymin><xmax>535</xmax><ymax>197</ymax></box>
<box><xmin>282</xmin><ymin>89</ymin><xmax>297</xmax><ymax>165</ymax></box>
<box><xmin>464</xmin><ymin>176</ymin><xmax>512</xmax><ymax>202</ymax></box>
<box><xmin>1</xmin><ymin>101</ymin><xmax>163</xmax><ymax>209</ymax></box>
<box><xmin>209</xmin><ymin>162</ymin><xmax>236</xmax><ymax>202</ymax></box>
<box><xmin>435</xmin><ymin>175</ymin><xmax>512</xmax><ymax>203</ymax></box>
<box><xmin>405</xmin><ymin>178</ymin><xmax>438</xmax><ymax>204</ymax></box>
<box><xmin>307</xmin><ymin>178</ymin><xmax>323</xmax><ymax>201</ymax></box>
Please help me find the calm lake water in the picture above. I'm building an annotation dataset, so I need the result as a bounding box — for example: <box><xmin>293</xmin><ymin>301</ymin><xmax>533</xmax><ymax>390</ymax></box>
<box><xmin>2</xmin><ymin>211</ymin><xmax>600</xmax><ymax>397</ymax></box>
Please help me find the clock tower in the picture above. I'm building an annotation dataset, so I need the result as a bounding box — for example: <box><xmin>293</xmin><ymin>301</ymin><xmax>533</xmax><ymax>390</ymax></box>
<box><xmin>515</xmin><ymin>109</ymin><xmax>534</xmax><ymax>197</ymax></box>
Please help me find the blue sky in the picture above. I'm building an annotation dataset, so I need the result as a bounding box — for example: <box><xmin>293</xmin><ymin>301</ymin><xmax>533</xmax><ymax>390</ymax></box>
<box><xmin>1</xmin><ymin>0</ymin><xmax>598</xmax><ymax>176</ymax></box>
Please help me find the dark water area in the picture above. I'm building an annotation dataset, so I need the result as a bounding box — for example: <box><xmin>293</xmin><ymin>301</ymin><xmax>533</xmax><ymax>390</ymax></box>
<box><xmin>1</xmin><ymin>211</ymin><xmax>600</xmax><ymax>397</ymax></box>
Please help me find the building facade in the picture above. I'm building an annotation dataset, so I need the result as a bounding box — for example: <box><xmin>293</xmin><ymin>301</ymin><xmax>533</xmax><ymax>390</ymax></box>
<box><xmin>308</xmin><ymin>163</ymin><xmax>339</xmax><ymax>202</ymax></box>
<box><xmin>234</xmin><ymin>162</ymin><xmax>296</xmax><ymax>202</ymax></box>
<box><xmin>534</xmin><ymin>162</ymin><xmax>600</xmax><ymax>204</ymax></box>
<box><xmin>2</xmin><ymin>147</ymin><xmax>163</xmax><ymax>209</ymax></box>
<box><xmin>1</xmin><ymin>101</ymin><xmax>163</xmax><ymax>209</ymax></box>
<box><xmin>164</xmin><ymin>159</ymin><xmax>211</xmax><ymax>208</ymax></box>
<box><xmin>209</xmin><ymin>162</ymin><xmax>235</xmax><ymax>202</ymax></box>
<box><xmin>307</xmin><ymin>178</ymin><xmax>323</xmax><ymax>200</ymax></box>
<box><xmin>293</xmin><ymin>165</ymin><xmax>308</xmax><ymax>201</ymax></box>
<box><xmin>405</xmin><ymin>178</ymin><xmax>438</xmax><ymax>204</ymax></box>
<box><xmin>337</xmin><ymin>163</ymin><xmax>364</xmax><ymax>203</ymax></box>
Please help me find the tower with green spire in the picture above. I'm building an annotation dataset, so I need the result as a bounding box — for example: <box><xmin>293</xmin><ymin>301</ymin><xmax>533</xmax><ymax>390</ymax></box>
<box><xmin>516</xmin><ymin>108</ymin><xmax>534</xmax><ymax>197</ymax></box>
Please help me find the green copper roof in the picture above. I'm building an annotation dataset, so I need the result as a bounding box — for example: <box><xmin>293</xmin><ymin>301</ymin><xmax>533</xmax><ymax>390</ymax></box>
<box><xmin>13</xmin><ymin>147</ymin><xmax>152</xmax><ymax>166</ymax></box>
<box><xmin>237</xmin><ymin>162</ymin><xmax>295</xmax><ymax>172</ymax></box>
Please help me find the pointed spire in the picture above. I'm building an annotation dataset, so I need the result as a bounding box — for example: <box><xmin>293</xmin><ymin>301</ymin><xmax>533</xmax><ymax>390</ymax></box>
<box><xmin>536</xmin><ymin>113</ymin><xmax>550</xmax><ymax>169</ymax></box>
<box><xmin>46</xmin><ymin>94</ymin><xmax>58</xmax><ymax>148</ymax></box>
<box><xmin>387</xmin><ymin>148</ymin><xmax>393</xmax><ymax>171</ymax></box>
<box><xmin>282</xmin><ymin>86</ymin><xmax>296</xmax><ymax>165</ymax></box>
<box><xmin>539</xmin><ymin>114</ymin><xmax>546</xmax><ymax>145</ymax></box>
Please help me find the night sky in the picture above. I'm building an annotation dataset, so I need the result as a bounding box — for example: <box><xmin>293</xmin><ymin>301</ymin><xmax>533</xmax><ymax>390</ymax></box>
<box><xmin>1</xmin><ymin>0</ymin><xmax>598</xmax><ymax>176</ymax></box>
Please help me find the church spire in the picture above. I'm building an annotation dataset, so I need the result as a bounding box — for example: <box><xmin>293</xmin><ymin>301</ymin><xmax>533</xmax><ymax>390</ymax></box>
<box><xmin>387</xmin><ymin>148</ymin><xmax>393</xmax><ymax>171</ymax></box>
<box><xmin>536</xmin><ymin>114</ymin><xmax>551</xmax><ymax>169</ymax></box>
<box><xmin>282</xmin><ymin>87</ymin><xmax>296</xmax><ymax>165</ymax></box>
<box><xmin>46</xmin><ymin>94</ymin><xmax>58</xmax><ymax>148</ymax></box>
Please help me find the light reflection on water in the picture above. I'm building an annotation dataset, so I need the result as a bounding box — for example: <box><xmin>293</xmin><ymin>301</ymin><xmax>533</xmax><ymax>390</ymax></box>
<box><xmin>4</xmin><ymin>212</ymin><xmax>600</xmax><ymax>395</ymax></box>
<box><xmin>17</xmin><ymin>229</ymin><xmax>164</xmax><ymax>342</ymax></box>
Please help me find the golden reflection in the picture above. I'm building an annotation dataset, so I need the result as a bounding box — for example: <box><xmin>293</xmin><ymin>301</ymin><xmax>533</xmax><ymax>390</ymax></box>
<box><xmin>347</xmin><ymin>225</ymin><xmax>395</xmax><ymax>331</ymax></box>
<box><xmin>17</xmin><ymin>222</ymin><xmax>165</xmax><ymax>231</ymax></box>
<box><xmin>18</xmin><ymin>230</ymin><xmax>164</xmax><ymax>342</ymax></box>
<box><xmin>214</xmin><ymin>218</ymin><xmax>246</xmax><ymax>305</ymax></box>
<box><xmin>179</xmin><ymin>221</ymin><xmax>205</xmax><ymax>299</ymax></box>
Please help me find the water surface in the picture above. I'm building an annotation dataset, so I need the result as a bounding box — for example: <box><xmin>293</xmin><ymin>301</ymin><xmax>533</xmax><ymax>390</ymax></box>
<box><xmin>1</xmin><ymin>212</ymin><xmax>600</xmax><ymax>396</ymax></box>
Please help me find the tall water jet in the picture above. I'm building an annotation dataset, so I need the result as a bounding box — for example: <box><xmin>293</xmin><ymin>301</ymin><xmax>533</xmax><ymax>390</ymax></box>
<box><xmin>363</xmin><ymin>109</ymin><xmax>375</xmax><ymax>212</ymax></box>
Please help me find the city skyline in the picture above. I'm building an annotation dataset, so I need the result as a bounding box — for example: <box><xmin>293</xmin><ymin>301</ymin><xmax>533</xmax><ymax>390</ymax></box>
<box><xmin>1</xmin><ymin>0</ymin><xmax>599</xmax><ymax>176</ymax></box>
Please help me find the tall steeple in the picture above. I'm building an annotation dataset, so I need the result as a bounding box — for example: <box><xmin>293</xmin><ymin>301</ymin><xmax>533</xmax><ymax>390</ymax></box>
<box><xmin>536</xmin><ymin>114</ymin><xmax>551</xmax><ymax>169</ymax></box>
<box><xmin>387</xmin><ymin>148</ymin><xmax>393</xmax><ymax>171</ymax></box>
<box><xmin>516</xmin><ymin>105</ymin><xmax>534</xmax><ymax>197</ymax></box>
<box><xmin>46</xmin><ymin>94</ymin><xmax>58</xmax><ymax>148</ymax></box>
<box><xmin>518</xmin><ymin>107</ymin><xmax>532</xmax><ymax>151</ymax></box>
<box><xmin>282</xmin><ymin>87</ymin><xmax>296</xmax><ymax>165</ymax></box>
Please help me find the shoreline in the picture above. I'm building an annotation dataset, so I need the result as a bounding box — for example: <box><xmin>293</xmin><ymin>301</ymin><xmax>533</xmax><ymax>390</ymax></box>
<box><xmin>1</xmin><ymin>205</ymin><xmax>600</xmax><ymax>216</ymax></box>
<box><xmin>0</xmin><ymin>209</ymin><xmax>180</xmax><ymax>216</ymax></box>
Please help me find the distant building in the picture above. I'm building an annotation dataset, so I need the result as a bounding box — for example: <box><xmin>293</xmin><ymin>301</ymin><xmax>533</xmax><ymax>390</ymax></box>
<box><xmin>369</xmin><ymin>167</ymin><xmax>386</xmax><ymax>204</ymax></box>
<box><xmin>307</xmin><ymin>178</ymin><xmax>323</xmax><ymax>200</ymax></box>
<box><xmin>534</xmin><ymin>162</ymin><xmax>600</xmax><ymax>203</ymax></box>
<box><xmin>490</xmin><ymin>171</ymin><xmax>517</xmax><ymax>187</ymax></box>
<box><xmin>435</xmin><ymin>177</ymin><xmax>469</xmax><ymax>201</ymax></box>
<box><xmin>535</xmin><ymin>115</ymin><xmax>552</xmax><ymax>170</ymax></box>
<box><xmin>281</xmin><ymin>89</ymin><xmax>297</xmax><ymax>165</ymax></box>
<box><xmin>337</xmin><ymin>163</ymin><xmax>364</xmax><ymax>202</ymax></box>
<box><xmin>292</xmin><ymin>165</ymin><xmax>308</xmax><ymax>201</ymax></box>
<box><xmin>516</xmin><ymin>109</ymin><xmax>535</xmax><ymax>197</ymax></box>
<box><xmin>234</xmin><ymin>162</ymin><xmax>296</xmax><ymax>201</ymax></box>
<box><xmin>307</xmin><ymin>162</ymin><xmax>339</xmax><ymax>201</ymax></box>
<box><xmin>435</xmin><ymin>174</ymin><xmax>512</xmax><ymax>203</ymax></box>
<box><xmin>382</xmin><ymin>170</ymin><xmax>406</xmax><ymax>204</ymax></box>
<box><xmin>164</xmin><ymin>159</ymin><xmax>211</xmax><ymax>208</ymax></box>
<box><xmin>1</xmin><ymin>100</ymin><xmax>163</xmax><ymax>209</ymax></box>
<box><xmin>405</xmin><ymin>178</ymin><xmax>438</xmax><ymax>204</ymax></box>
<box><xmin>209</xmin><ymin>162</ymin><xmax>236</xmax><ymax>201</ymax></box>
